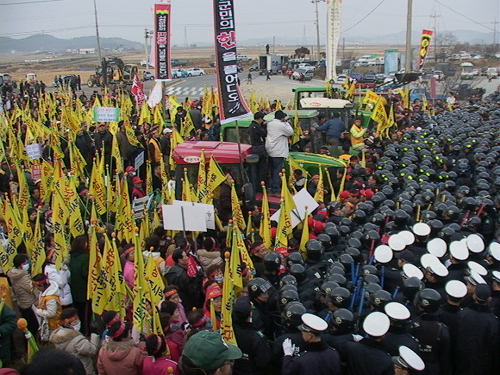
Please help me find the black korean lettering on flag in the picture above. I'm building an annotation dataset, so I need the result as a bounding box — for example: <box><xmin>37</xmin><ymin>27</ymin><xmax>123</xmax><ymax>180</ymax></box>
<box><xmin>153</xmin><ymin>3</ymin><xmax>171</xmax><ymax>80</ymax></box>
<box><xmin>213</xmin><ymin>0</ymin><xmax>251</xmax><ymax>124</ymax></box>
<box><xmin>418</xmin><ymin>30</ymin><xmax>433</xmax><ymax>71</ymax></box>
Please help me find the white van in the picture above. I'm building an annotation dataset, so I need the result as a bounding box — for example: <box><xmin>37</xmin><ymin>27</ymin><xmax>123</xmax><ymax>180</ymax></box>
<box><xmin>486</xmin><ymin>67</ymin><xmax>498</xmax><ymax>79</ymax></box>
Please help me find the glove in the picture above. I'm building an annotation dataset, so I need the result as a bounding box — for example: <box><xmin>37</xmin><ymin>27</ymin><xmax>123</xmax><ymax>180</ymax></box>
<box><xmin>282</xmin><ymin>338</ymin><xmax>296</xmax><ymax>356</ymax></box>
<box><xmin>352</xmin><ymin>334</ymin><xmax>363</xmax><ymax>342</ymax></box>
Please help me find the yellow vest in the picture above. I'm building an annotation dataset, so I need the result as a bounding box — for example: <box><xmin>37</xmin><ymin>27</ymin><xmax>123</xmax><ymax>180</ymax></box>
<box><xmin>39</xmin><ymin>295</ymin><xmax>62</xmax><ymax>330</ymax></box>
<box><xmin>148</xmin><ymin>138</ymin><xmax>162</xmax><ymax>163</ymax></box>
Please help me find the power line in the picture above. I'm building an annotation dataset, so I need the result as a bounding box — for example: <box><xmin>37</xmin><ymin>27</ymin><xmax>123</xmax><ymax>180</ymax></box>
<box><xmin>341</xmin><ymin>0</ymin><xmax>386</xmax><ymax>34</ymax></box>
<box><xmin>0</xmin><ymin>0</ymin><xmax>61</xmax><ymax>5</ymax></box>
<box><xmin>434</xmin><ymin>0</ymin><xmax>495</xmax><ymax>32</ymax></box>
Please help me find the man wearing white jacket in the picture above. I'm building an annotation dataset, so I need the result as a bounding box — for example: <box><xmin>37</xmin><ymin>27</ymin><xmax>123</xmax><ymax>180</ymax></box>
<box><xmin>32</xmin><ymin>273</ymin><xmax>62</xmax><ymax>341</ymax></box>
<box><xmin>265</xmin><ymin>110</ymin><xmax>293</xmax><ymax>196</ymax></box>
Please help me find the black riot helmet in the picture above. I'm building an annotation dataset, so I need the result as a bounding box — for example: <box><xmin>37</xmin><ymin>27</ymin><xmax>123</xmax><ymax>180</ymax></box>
<box><xmin>324</xmin><ymin>225</ymin><xmax>340</xmax><ymax>241</ymax></box>
<box><xmin>289</xmin><ymin>263</ymin><xmax>307</xmax><ymax>283</ymax></box>
<box><xmin>316</xmin><ymin>233</ymin><xmax>331</xmax><ymax>248</ymax></box>
<box><xmin>368</xmin><ymin>290</ymin><xmax>392</xmax><ymax>311</ymax></box>
<box><xmin>326</xmin><ymin>287</ymin><xmax>351</xmax><ymax>308</ymax></box>
<box><xmin>414</xmin><ymin>288</ymin><xmax>442</xmax><ymax>313</ymax></box>
<box><xmin>248</xmin><ymin>278</ymin><xmax>272</xmax><ymax>299</ymax></box>
<box><xmin>327</xmin><ymin>273</ymin><xmax>347</xmax><ymax>287</ymax></box>
<box><xmin>279</xmin><ymin>274</ymin><xmax>298</xmax><ymax>287</ymax></box>
<box><xmin>263</xmin><ymin>251</ymin><xmax>281</xmax><ymax>273</ymax></box>
<box><xmin>279</xmin><ymin>289</ymin><xmax>299</xmax><ymax>306</ymax></box>
<box><xmin>282</xmin><ymin>301</ymin><xmax>306</xmax><ymax>326</ymax></box>
<box><xmin>402</xmin><ymin>276</ymin><xmax>424</xmax><ymax>300</ymax></box>
<box><xmin>329</xmin><ymin>308</ymin><xmax>355</xmax><ymax>334</ymax></box>
<box><xmin>305</xmin><ymin>239</ymin><xmax>324</xmax><ymax>260</ymax></box>
<box><xmin>319</xmin><ymin>281</ymin><xmax>340</xmax><ymax>297</ymax></box>
<box><xmin>285</xmin><ymin>252</ymin><xmax>304</xmax><ymax>268</ymax></box>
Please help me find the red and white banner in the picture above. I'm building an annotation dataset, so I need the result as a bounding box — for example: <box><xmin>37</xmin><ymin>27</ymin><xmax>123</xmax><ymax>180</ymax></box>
<box><xmin>153</xmin><ymin>3</ymin><xmax>171</xmax><ymax>80</ymax></box>
<box><xmin>418</xmin><ymin>29</ymin><xmax>433</xmax><ymax>71</ymax></box>
<box><xmin>130</xmin><ymin>74</ymin><xmax>146</xmax><ymax>104</ymax></box>
<box><xmin>212</xmin><ymin>0</ymin><xmax>251</xmax><ymax>124</ymax></box>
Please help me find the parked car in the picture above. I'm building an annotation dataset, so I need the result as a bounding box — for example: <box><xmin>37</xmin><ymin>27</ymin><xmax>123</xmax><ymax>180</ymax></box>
<box><xmin>292</xmin><ymin>68</ymin><xmax>314</xmax><ymax>81</ymax></box>
<box><xmin>249</xmin><ymin>63</ymin><xmax>259</xmax><ymax>71</ymax></box>
<box><xmin>186</xmin><ymin>68</ymin><xmax>205</xmax><ymax>77</ymax></box>
<box><xmin>236</xmin><ymin>55</ymin><xmax>251</xmax><ymax>62</ymax></box>
<box><xmin>172</xmin><ymin>69</ymin><xmax>188</xmax><ymax>78</ymax></box>
<box><xmin>335</xmin><ymin>74</ymin><xmax>348</xmax><ymax>84</ymax></box>
<box><xmin>142</xmin><ymin>71</ymin><xmax>154</xmax><ymax>81</ymax></box>
<box><xmin>433</xmin><ymin>70</ymin><xmax>444</xmax><ymax>81</ymax></box>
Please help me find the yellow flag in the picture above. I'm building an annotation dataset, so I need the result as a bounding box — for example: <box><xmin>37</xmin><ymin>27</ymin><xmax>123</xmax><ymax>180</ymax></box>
<box><xmin>144</xmin><ymin>254</ymin><xmax>165</xmax><ymax>306</ymax></box>
<box><xmin>111</xmin><ymin>134</ymin><xmax>123</xmax><ymax>174</ymax></box>
<box><xmin>181</xmin><ymin>169</ymin><xmax>196</xmax><ymax>202</ymax></box>
<box><xmin>168</xmin><ymin>128</ymin><xmax>184</xmax><ymax>169</ymax></box>
<box><xmin>230</xmin><ymin>183</ymin><xmax>245</xmax><ymax>230</ymax></box>
<box><xmin>65</xmin><ymin>177</ymin><xmax>85</xmax><ymax>237</ymax></box>
<box><xmin>291</xmin><ymin>110</ymin><xmax>303</xmax><ymax>145</ymax></box>
<box><xmin>275</xmin><ymin>174</ymin><xmax>296</xmax><ymax>248</ymax></box>
<box><xmin>138</xmin><ymin>101</ymin><xmax>151</xmax><ymax>125</ymax></box>
<box><xmin>220</xmin><ymin>255</ymin><xmax>237</xmax><ymax>345</ymax></box>
<box><xmin>145</xmin><ymin>162</ymin><xmax>153</xmax><ymax>195</ymax></box>
<box><xmin>207</xmin><ymin>155</ymin><xmax>226</xmax><ymax>193</ymax></box>
<box><xmin>51</xmin><ymin>189</ymin><xmax>68</xmax><ymax>269</ymax></box>
<box><xmin>116</xmin><ymin>177</ymin><xmax>134</xmax><ymax>243</ymax></box>
<box><xmin>89</xmin><ymin>155</ymin><xmax>107</xmax><ymax>215</ymax></box>
<box><xmin>30</xmin><ymin>210</ymin><xmax>46</xmax><ymax>277</ymax></box>
<box><xmin>230</xmin><ymin>225</ymin><xmax>244</xmax><ymax>289</ymax></box>
<box><xmin>196</xmin><ymin>150</ymin><xmax>208</xmax><ymax>203</ymax></box>
<box><xmin>159</xmin><ymin>157</ymin><xmax>170</xmax><ymax>204</ymax></box>
<box><xmin>124</xmin><ymin>120</ymin><xmax>142</xmax><ymax>147</ymax></box>
<box><xmin>102</xmin><ymin>235</ymin><xmax>122</xmax><ymax>312</ymax></box>
<box><xmin>313</xmin><ymin>167</ymin><xmax>325</xmax><ymax>203</ymax></box>
<box><xmin>299</xmin><ymin>211</ymin><xmax>310</xmax><ymax>259</ymax></box>
<box><xmin>1</xmin><ymin>201</ymin><xmax>23</xmax><ymax>273</ymax></box>
<box><xmin>259</xmin><ymin>184</ymin><xmax>272</xmax><ymax>249</ymax></box>
<box><xmin>15</xmin><ymin>163</ymin><xmax>29</xmax><ymax>212</ymax></box>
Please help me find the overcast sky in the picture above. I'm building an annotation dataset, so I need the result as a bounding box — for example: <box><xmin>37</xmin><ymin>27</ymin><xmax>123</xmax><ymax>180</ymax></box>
<box><xmin>1</xmin><ymin>0</ymin><xmax>499</xmax><ymax>45</ymax></box>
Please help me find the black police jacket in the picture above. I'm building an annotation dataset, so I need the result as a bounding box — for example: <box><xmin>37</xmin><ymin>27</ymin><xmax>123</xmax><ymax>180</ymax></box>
<box><xmin>380</xmin><ymin>326</ymin><xmax>420</xmax><ymax>356</ymax></box>
<box><xmin>233</xmin><ymin>320</ymin><xmax>273</xmax><ymax>375</ymax></box>
<box><xmin>282</xmin><ymin>340</ymin><xmax>341</xmax><ymax>375</ymax></box>
<box><xmin>455</xmin><ymin>303</ymin><xmax>500</xmax><ymax>375</ymax></box>
<box><xmin>335</xmin><ymin>338</ymin><xmax>394</xmax><ymax>375</ymax></box>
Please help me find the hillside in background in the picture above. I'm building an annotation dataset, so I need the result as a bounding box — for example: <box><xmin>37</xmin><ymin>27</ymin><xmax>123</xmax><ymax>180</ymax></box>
<box><xmin>0</xmin><ymin>34</ymin><xmax>143</xmax><ymax>54</ymax></box>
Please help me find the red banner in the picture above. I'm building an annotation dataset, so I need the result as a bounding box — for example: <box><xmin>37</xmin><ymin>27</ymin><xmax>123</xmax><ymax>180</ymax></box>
<box><xmin>153</xmin><ymin>3</ymin><xmax>171</xmax><ymax>80</ymax></box>
<box><xmin>213</xmin><ymin>0</ymin><xmax>251</xmax><ymax>124</ymax></box>
<box><xmin>418</xmin><ymin>29</ymin><xmax>433</xmax><ymax>71</ymax></box>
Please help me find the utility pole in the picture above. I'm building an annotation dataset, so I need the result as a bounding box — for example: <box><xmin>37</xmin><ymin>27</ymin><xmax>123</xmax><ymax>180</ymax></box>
<box><xmin>405</xmin><ymin>0</ymin><xmax>413</xmax><ymax>73</ymax></box>
<box><xmin>431</xmin><ymin>12</ymin><xmax>441</xmax><ymax>62</ymax></box>
<box><xmin>144</xmin><ymin>29</ymin><xmax>151</xmax><ymax>72</ymax></box>
<box><xmin>92</xmin><ymin>0</ymin><xmax>102</xmax><ymax>63</ymax></box>
<box><xmin>312</xmin><ymin>0</ymin><xmax>325</xmax><ymax>61</ymax></box>
<box><xmin>493</xmin><ymin>18</ymin><xmax>498</xmax><ymax>53</ymax></box>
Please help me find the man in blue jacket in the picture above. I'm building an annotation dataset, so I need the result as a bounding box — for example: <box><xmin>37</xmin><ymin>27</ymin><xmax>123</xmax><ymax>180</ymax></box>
<box><xmin>313</xmin><ymin>113</ymin><xmax>345</xmax><ymax>153</ymax></box>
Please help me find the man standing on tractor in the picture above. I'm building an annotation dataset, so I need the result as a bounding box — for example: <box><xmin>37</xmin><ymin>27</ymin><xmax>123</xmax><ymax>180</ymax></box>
<box><xmin>312</xmin><ymin>113</ymin><xmax>345</xmax><ymax>155</ymax></box>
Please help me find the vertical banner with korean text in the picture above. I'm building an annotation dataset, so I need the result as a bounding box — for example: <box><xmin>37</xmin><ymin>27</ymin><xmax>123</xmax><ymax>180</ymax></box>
<box><xmin>418</xmin><ymin>29</ymin><xmax>433</xmax><ymax>71</ymax></box>
<box><xmin>213</xmin><ymin>0</ymin><xmax>251</xmax><ymax>124</ymax></box>
<box><xmin>153</xmin><ymin>3</ymin><xmax>171</xmax><ymax>80</ymax></box>
<box><xmin>326</xmin><ymin>0</ymin><xmax>342</xmax><ymax>81</ymax></box>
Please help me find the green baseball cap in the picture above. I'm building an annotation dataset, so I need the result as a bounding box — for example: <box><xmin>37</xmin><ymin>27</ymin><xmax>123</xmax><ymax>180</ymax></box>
<box><xmin>183</xmin><ymin>331</ymin><xmax>242</xmax><ymax>371</ymax></box>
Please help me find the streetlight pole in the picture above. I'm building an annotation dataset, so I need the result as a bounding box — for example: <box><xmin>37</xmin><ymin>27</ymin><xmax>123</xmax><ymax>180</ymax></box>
<box><xmin>92</xmin><ymin>0</ymin><xmax>102</xmax><ymax>63</ymax></box>
<box><xmin>405</xmin><ymin>0</ymin><xmax>413</xmax><ymax>73</ymax></box>
<box><xmin>144</xmin><ymin>29</ymin><xmax>151</xmax><ymax>72</ymax></box>
<box><xmin>313</xmin><ymin>0</ymin><xmax>321</xmax><ymax>61</ymax></box>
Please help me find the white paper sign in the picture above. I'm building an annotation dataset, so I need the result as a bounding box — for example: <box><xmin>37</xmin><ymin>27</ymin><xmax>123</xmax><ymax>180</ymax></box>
<box><xmin>161</xmin><ymin>204</ymin><xmax>208</xmax><ymax>231</ymax></box>
<box><xmin>24</xmin><ymin>143</ymin><xmax>42</xmax><ymax>160</ymax></box>
<box><xmin>134</xmin><ymin>151</ymin><xmax>144</xmax><ymax>171</ymax></box>
<box><xmin>172</xmin><ymin>200</ymin><xmax>215</xmax><ymax>230</ymax></box>
<box><xmin>270</xmin><ymin>188</ymin><xmax>319</xmax><ymax>228</ymax></box>
<box><xmin>93</xmin><ymin>107</ymin><xmax>119</xmax><ymax>122</ymax></box>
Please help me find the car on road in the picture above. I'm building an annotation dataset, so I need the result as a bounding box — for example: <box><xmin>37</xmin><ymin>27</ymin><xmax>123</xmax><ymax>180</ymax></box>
<box><xmin>292</xmin><ymin>68</ymin><xmax>314</xmax><ymax>81</ymax></box>
<box><xmin>172</xmin><ymin>69</ymin><xmax>188</xmax><ymax>78</ymax></box>
<box><xmin>433</xmin><ymin>70</ymin><xmax>444</xmax><ymax>81</ymax></box>
<box><xmin>335</xmin><ymin>74</ymin><xmax>348</xmax><ymax>84</ymax></box>
<box><xmin>237</xmin><ymin>55</ymin><xmax>251</xmax><ymax>62</ymax></box>
<box><xmin>142</xmin><ymin>71</ymin><xmax>154</xmax><ymax>81</ymax></box>
<box><xmin>249</xmin><ymin>63</ymin><xmax>259</xmax><ymax>71</ymax></box>
<box><xmin>53</xmin><ymin>74</ymin><xmax>77</xmax><ymax>88</ymax></box>
<box><xmin>186</xmin><ymin>68</ymin><xmax>205</xmax><ymax>77</ymax></box>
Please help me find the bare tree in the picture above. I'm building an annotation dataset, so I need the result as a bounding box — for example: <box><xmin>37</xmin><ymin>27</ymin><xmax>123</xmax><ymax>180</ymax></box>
<box><xmin>435</xmin><ymin>32</ymin><xmax>458</xmax><ymax>62</ymax></box>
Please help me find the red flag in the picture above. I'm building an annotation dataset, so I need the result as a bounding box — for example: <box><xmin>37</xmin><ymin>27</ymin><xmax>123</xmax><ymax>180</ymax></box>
<box><xmin>130</xmin><ymin>74</ymin><xmax>145</xmax><ymax>104</ymax></box>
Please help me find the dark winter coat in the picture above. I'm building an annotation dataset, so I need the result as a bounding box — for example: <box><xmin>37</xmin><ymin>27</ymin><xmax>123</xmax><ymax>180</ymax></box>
<box><xmin>233</xmin><ymin>320</ymin><xmax>272</xmax><ymax>375</ymax></box>
<box><xmin>69</xmin><ymin>251</ymin><xmax>89</xmax><ymax>303</ymax></box>
<box><xmin>282</xmin><ymin>339</ymin><xmax>341</xmax><ymax>375</ymax></box>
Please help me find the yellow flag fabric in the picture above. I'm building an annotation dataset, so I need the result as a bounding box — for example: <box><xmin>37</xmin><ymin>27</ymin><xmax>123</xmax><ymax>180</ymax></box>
<box><xmin>133</xmin><ymin>230</ymin><xmax>147</xmax><ymax>332</ymax></box>
<box><xmin>2</xmin><ymin>202</ymin><xmax>23</xmax><ymax>272</ymax></box>
<box><xmin>275</xmin><ymin>174</ymin><xmax>296</xmax><ymax>248</ymax></box>
<box><xmin>207</xmin><ymin>155</ymin><xmax>226</xmax><ymax>193</ymax></box>
<box><xmin>299</xmin><ymin>211</ymin><xmax>310</xmax><ymax>259</ymax></box>
<box><xmin>66</xmin><ymin>177</ymin><xmax>85</xmax><ymax>237</ymax></box>
<box><xmin>101</xmin><ymin>236</ymin><xmax>122</xmax><ymax>312</ymax></box>
<box><xmin>230</xmin><ymin>183</ymin><xmax>245</xmax><ymax>230</ymax></box>
<box><xmin>196</xmin><ymin>151</ymin><xmax>208</xmax><ymax>203</ymax></box>
<box><xmin>220</xmin><ymin>256</ymin><xmax>237</xmax><ymax>345</ymax></box>
<box><xmin>230</xmin><ymin>225</ymin><xmax>244</xmax><ymax>289</ymax></box>
<box><xmin>259</xmin><ymin>185</ymin><xmax>272</xmax><ymax>249</ymax></box>
<box><xmin>89</xmin><ymin>155</ymin><xmax>107</xmax><ymax>215</ymax></box>
<box><xmin>30</xmin><ymin>210</ymin><xmax>46</xmax><ymax>277</ymax></box>
<box><xmin>181</xmin><ymin>170</ymin><xmax>196</xmax><ymax>202</ymax></box>
<box><xmin>116</xmin><ymin>178</ymin><xmax>134</xmax><ymax>243</ymax></box>
<box><xmin>111</xmin><ymin>135</ymin><xmax>123</xmax><ymax>174</ymax></box>
<box><xmin>144</xmin><ymin>254</ymin><xmax>165</xmax><ymax>306</ymax></box>
<box><xmin>313</xmin><ymin>167</ymin><xmax>325</xmax><ymax>203</ymax></box>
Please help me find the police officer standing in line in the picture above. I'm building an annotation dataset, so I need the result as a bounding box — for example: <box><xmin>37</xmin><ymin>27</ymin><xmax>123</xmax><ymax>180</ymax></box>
<box><xmin>282</xmin><ymin>313</ymin><xmax>341</xmax><ymax>375</ymax></box>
